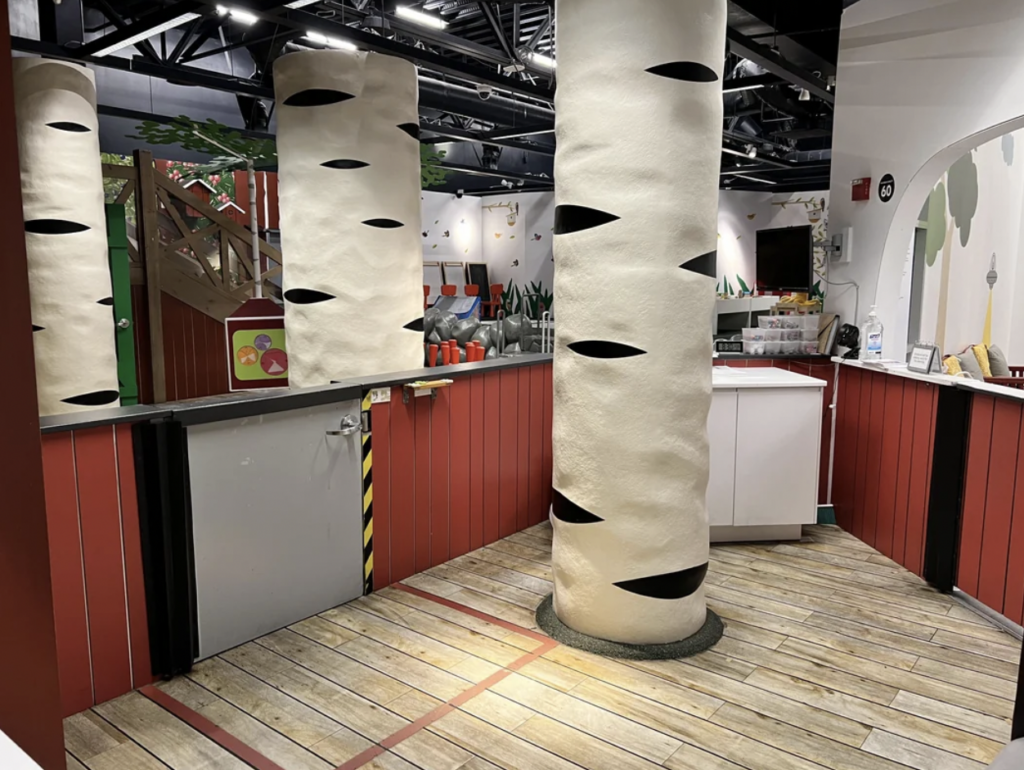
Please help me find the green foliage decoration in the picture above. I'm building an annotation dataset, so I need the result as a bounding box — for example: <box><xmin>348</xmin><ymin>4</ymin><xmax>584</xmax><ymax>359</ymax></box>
<box><xmin>947</xmin><ymin>151</ymin><xmax>978</xmax><ymax>248</ymax></box>
<box><xmin>131</xmin><ymin>116</ymin><xmax>450</xmax><ymax>188</ymax></box>
<box><xmin>924</xmin><ymin>180</ymin><xmax>947</xmax><ymax>267</ymax></box>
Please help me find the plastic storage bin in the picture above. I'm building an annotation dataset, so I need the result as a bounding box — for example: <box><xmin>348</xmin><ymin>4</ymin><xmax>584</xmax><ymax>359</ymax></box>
<box><xmin>743</xmin><ymin>341</ymin><xmax>766</xmax><ymax>355</ymax></box>
<box><xmin>801</xmin><ymin>342</ymin><xmax>819</xmax><ymax>354</ymax></box>
<box><xmin>766</xmin><ymin>329</ymin><xmax>783</xmax><ymax>341</ymax></box>
<box><xmin>765</xmin><ymin>341</ymin><xmax>782</xmax><ymax>355</ymax></box>
<box><xmin>801</xmin><ymin>329</ymin><xmax>818</xmax><ymax>341</ymax></box>
<box><xmin>758</xmin><ymin>316</ymin><xmax>782</xmax><ymax>330</ymax></box>
<box><xmin>782</xmin><ymin>340</ymin><xmax>801</xmax><ymax>354</ymax></box>
<box><xmin>743</xmin><ymin>328</ymin><xmax>765</xmax><ymax>341</ymax></box>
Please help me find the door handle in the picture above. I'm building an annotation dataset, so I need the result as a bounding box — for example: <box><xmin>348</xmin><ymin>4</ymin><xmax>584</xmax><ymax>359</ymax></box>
<box><xmin>327</xmin><ymin>414</ymin><xmax>361</xmax><ymax>437</ymax></box>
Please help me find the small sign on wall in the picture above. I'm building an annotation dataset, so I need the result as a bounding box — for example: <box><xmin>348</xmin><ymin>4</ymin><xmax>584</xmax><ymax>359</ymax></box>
<box><xmin>852</xmin><ymin>178</ymin><xmax>872</xmax><ymax>202</ymax></box>
<box><xmin>878</xmin><ymin>174</ymin><xmax>895</xmax><ymax>203</ymax></box>
<box><xmin>226</xmin><ymin>298</ymin><xmax>289</xmax><ymax>391</ymax></box>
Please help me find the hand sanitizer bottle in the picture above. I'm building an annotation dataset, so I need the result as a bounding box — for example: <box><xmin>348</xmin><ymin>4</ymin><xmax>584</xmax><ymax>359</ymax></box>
<box><xmin>861</xmin><ymin>306</ymin><xmax>884</xmax><ymax>361</ymax></box>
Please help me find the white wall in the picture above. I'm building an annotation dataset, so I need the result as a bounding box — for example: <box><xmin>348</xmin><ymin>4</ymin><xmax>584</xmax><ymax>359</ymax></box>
<box><xmin>827</xmin><ymin>0</ymin><xmax>1024</xmax><ymax>358</ymax></box>
<box><xmin>420</xmin><ymin>191</ymin><xmax>482</xmax><ymax>290</ymax></box>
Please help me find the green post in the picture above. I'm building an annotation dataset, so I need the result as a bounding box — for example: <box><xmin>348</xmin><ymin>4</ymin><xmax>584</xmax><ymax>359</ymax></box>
<box><xmin>106</xmin><ymin>204</ymin><xmax>138</xmax><ymax>405</ymax></box>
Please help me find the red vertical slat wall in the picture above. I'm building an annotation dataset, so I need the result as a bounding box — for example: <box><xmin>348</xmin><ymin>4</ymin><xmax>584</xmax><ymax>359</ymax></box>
<box><xmin>40</xmin><ymin>426</ymin><xmax>152</xmax><ymax>717</ymax></box>
<box><xmin>957</xmin><ymin>394</ymin><xmax>1024</xmax><ymax>624</ymax></box>
<box><xmin>831</xmin><ymin>366</ymin><xmax>939</xmax><ymax>577</ymax></box>
<box><xmin>131</xmin><ymin>290</ymin><xmax>229</xmax><ymax>403</ymax></box>
<box><xmin>369</xmin><ymin>363</ymin><xmax>553</xmax><ymax>588</ymax></box>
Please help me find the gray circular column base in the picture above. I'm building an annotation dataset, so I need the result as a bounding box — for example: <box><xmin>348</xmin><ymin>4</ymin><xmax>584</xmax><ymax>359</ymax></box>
<box><xmin>535</xmin><ymin>594</ymin><xmax>723</xmax><ymax>660</ymax></box>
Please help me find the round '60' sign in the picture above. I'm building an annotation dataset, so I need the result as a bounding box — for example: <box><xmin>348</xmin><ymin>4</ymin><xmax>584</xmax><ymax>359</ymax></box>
<box><xmin>878</xmin><ymin>174</ymin><xmax>895</xmax><ymax>203</ymax></box>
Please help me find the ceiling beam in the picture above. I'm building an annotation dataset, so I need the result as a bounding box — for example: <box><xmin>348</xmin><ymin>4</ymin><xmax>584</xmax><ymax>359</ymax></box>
<box><xmin>421</xmin><ymin>124</ymin><xmax>554</xmax><ymax>156</ymax></box>
<box><xmin>478</xmin><ymin>3</ymin><xmax>516</xmax><ymax>62</ymax></box>
<box><xmin>726</xmin><ymin>27</ymin><xmax>833</xmax><ymax>103</ymax></box>
<box><xmin>438</xmin><ymin>161</ymin><xmax>551</xmax><ymax>184</ymax></box>
<box><xmin>75</xmin><ymin>2</ymin><xmax>205</xmax><ymax>58</ymax></box>
<box><xmin>185</xmin><ymin>0</ymin><xmax>555</xmax><ymax>101</ymax></box>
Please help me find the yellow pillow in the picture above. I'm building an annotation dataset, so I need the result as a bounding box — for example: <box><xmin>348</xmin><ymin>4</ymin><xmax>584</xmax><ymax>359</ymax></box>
<box><xmin>944</xmin><ymin>355</ymin><xmax>962</xmax><ymax>375</ymax></box>
<box><xmin>972</xmin><ymin>344</ymin><xmax>993</xmax><ymax>378</ymax></box>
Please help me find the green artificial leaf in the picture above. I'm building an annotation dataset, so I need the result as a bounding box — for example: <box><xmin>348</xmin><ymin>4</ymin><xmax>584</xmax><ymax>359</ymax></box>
<box><xmin>736</xmin><ymin>275</ymin><xmax>750</xmax><ymax>295</ymax></box>
<box><xmin>925</xmin><ymin>180</ymin><xmax>947</xmax><ymax>267</ymax></box>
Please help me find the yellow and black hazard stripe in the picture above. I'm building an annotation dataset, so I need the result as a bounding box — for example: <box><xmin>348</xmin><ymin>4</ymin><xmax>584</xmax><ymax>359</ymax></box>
<box><xmin>361</xmin><ymin>391</ymin><xmax>374</xmax><ymax>594</ymax></box>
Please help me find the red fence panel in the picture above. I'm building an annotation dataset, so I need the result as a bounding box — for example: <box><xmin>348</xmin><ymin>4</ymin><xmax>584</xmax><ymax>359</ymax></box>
<box><xmin>370</xmin><ymin>363</ymin><xmax>553</xmax><ymax>588</ymax></box>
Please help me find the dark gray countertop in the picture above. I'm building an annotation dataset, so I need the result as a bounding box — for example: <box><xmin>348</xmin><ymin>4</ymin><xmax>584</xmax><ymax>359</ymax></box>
<box><xmin>40</xmin><ymin>353</ymin><xmax>554</xmax><ymax>432</ymax></box>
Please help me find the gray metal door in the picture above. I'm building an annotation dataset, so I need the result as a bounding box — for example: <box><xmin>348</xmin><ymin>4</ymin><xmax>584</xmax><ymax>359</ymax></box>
<box><xmin>187</xmin><ymin>400</ymin><xmax>364</xmax><ymax>659</ymax></box>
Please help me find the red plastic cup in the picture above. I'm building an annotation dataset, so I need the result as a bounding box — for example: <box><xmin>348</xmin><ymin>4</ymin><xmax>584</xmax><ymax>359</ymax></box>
<box><xmin>428</xmin><ymin>343</ymin><xmax>438</xmax><ymax>367</ymax></box>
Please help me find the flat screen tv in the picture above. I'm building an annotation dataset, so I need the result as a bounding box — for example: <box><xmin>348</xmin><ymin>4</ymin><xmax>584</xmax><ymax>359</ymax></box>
<box><xmin>756</xmin><ymin>225</ymin><xmax>813</xmax><ymax>293</ymax></box>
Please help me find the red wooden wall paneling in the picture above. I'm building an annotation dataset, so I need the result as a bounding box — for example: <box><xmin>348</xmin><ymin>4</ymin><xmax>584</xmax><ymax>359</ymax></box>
<box><xmin>832</xmin><ymin>366</ymin><xmax>939</xmax><ymax>578</ymax></box>
<box><xmin>469</xmin><ymin>375</ymin><xmax>486</xmax><ymax>551</ymax></box>
<box><xmin>873</xmin><ymin>377</ymin><xmax>905</xmax><ymax>558</ymax></box>
<box><xmin>371</xmin><ymin>401</ymin><xmax>392</xmax><ymax>591</ymax></box>
<box><xmin>498</xmin><ymin>369</ymin><xmax>519</xmax><ymax>539</ymax></box>
<box><xmin>975</xmin><ymin>399</ymin><xmax>1022</xmax><ymax>612</ymax></box>
<box><xmin>370</xmin><ymin>364</ymin><xmax>553</xmax><ymax>588</ymax></box>
<box><xmin>483</xmin><ymin>372</ymin><xmax>502</xmax><ymax>544</ymax></box>
<box><xmin>430</xmin><ymin>389</ymin><xmax>451</xmax><ymax>567</ymax></box>
<box><xmin>449</xmin><ymin>378</ymin><xmax>472</xmax><ymax>560</ymax></box>
<box><xmin>41</xmin><ymin>426</ymin><xmax>152</xmax><ymax>716</ymax></box>
<box><xmin>131</xmin><ymin>290</ymin><xmax>229</xmax><ymax>404</ymax></box>
<box><xmin>74</xmin><ymin>428</ymin><xmax>133</xmax><ymax>705</ymax></box>
<box><xmin>41</xmin><ymin>433</ymin><xmax>93</xmax><ymax>717</ymax></box>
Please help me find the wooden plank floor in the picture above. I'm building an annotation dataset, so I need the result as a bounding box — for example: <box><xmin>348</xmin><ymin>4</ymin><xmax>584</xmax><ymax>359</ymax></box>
<box><xmin>65</xmin><ymin>524</ymin><xmax>1021</xmax><ymax>770</ymax></box>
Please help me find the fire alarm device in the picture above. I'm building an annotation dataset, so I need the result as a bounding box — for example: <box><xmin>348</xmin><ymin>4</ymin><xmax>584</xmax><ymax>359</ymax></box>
<box><xmin>852</xmin><ymin>178</ymin><xmax>871</xmax><ymax>202</ymax></box>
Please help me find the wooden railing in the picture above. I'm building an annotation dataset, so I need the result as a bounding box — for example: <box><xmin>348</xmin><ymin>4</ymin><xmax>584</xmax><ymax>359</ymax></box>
<box><xmin>102</xmin><ymin>150</ymin><xmax>280</xmax><ymax>402</ymax></box>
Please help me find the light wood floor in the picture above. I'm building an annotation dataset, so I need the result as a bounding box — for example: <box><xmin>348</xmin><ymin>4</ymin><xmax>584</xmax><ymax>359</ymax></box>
<box><xmin>64</xmin><ymin>524</ymin><xmax>1021</xmax><ymax>770</ymax></box>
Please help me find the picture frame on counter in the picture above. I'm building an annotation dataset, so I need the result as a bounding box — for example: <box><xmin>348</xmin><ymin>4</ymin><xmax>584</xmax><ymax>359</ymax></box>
<box><xmin>908</xmin><ymin>343</ymin><xmax>940</xmax><ymax>374</ymax></box>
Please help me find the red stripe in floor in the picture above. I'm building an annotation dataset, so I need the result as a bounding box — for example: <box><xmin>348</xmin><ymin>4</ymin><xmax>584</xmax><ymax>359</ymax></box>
<box><xmin>393</xmin><ymin>582</ymin><xmax>551</xmax><ymax>642</ymax></box>
<box><xmin>139</xmin><ymin>685</ymin><xmax>288</xmax><ymax>770</ymax></box>
<box><xmin>139</xmin><ymin>583</ymin><xmax>557</xmax><ymax>770</ymax></box>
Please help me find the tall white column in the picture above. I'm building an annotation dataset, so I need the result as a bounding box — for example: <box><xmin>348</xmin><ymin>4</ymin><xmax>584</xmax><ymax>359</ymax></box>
<box><xmin>551</xmin><ymin>0</ymin><xmax>726</xmax><ymax>645</ymax></box>
<box><xmin>275</xmin><ymin>50</ymin><xmax>423</xmax><ymax>387</ymax></box>
<box><xmin>14</xmin><ymin>58</ymin><xmax>119</xmax><ymax>416</ymax></box>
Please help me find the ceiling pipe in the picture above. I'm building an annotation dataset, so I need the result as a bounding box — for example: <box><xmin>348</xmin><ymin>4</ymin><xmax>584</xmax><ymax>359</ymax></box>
<box><xmin>418</xmin><ymin>77</ymin><xmax>554</xmax><ymax>125</ymax></box>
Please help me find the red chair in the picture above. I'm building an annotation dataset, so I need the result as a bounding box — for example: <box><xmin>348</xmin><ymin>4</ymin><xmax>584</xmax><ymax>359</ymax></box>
<box><xmin>423</xmin><ymin>285</ymin><xmax>430</xmax><ymax>310</ymax></box>
<box><xmin>482</xmin><ymin>283</ymin><xmax>503</xmax><ymax>318</ymax></box>
<box><xmin>465</xmin><ymin>284</ymin><xmax>480</xmax><ymax>298</ymax></box>
<box><xmin>441</xmin><ymin>285</ymin><xmax>457</xmax><ymax>297</ymax></box>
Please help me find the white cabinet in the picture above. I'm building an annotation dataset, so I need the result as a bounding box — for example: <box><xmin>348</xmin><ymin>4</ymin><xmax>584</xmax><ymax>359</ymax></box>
<box><xmin>707</xmin><ymin>368</ymin><xmax>824</xmax><ymax>541</ymax></box>
<box><xmin>707</xmin><ymin>389</ymin><xmax>737</xmax><ymax>527</ymax></box>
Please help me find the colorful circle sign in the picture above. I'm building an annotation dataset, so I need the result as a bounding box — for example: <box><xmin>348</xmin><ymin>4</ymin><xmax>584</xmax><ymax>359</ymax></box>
<box><xmin>261</xmin><ymin>348</ymin><xmax>288</xmax><ymax>376</ymax></box>
<box><xmin>254</xmin><ymin>334</ymin><xmax>273</xmax><ymax>351</ymax></box>
<box><xmin>237</xmin><ymin>346</ymin><xmax>259</xmax><ymax>366</ymax></box>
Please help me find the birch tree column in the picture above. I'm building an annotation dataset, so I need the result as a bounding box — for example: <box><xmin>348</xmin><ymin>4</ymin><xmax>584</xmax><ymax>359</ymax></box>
<box><xmin>14</xmin><ymin>59</ymin><xmax>119</xmax><ymax>416</ymax></box>
<box><xmin>275</xmin><ymin>50</ymin><xmax>423</xmax><ymax>386</ymax></box>
<box><xmin>547</xmin><ymin>0</ymin><xmax>726</xmax><ymax>648</ymax></box>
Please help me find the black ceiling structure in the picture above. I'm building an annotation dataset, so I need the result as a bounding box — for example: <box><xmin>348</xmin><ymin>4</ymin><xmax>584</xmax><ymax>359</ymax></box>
<box><xmin>16</xmin><ymin>0</ymin><xmax>854</xmax><ymax>195</ymax></box>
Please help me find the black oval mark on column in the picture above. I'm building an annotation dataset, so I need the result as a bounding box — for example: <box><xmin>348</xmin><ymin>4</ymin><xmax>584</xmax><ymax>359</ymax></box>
<box><xmin>97</xmin><ymin>297</ymin><xmax>114</xmax><ymax>306</ymax></box>
<box><xmin>680</xmin><ymin>250</ymin><xmax>716</xmax><ymax>278</ymax></box>
<box><xmin>24</xmin><ymin>219</ymin><xmax>90</xmax><ymax>234</ymax></box>
<box><xmin>404</xmin><ymin>318</ymin><xmax>425</xmax><ymax>333</ymax></box>
<box><xmin>614</xmin><ymin>563</ymin><xmax>709</xmax><ymax>600</ymax></box>
<box><xmin>321</xmin><ymin>159</ymin><xmax>370</xmax><ymax>170</ymax></box>
<box><xmin>363</xmin><ymin>219</ymin><xmax>405</xmax><ymax>229</ymax></box>
<box><xmin>397</xmin><ymin>123</ymin><xmax>420</xmax><ymax>140</ymax></box>
<box><xmin>646</xmin><ymin>62</ymin><xmax>719</xmax><ymax>82</ymax></box>
<box><xmin>284</xmin><ymin>288</ymin><xmax>336</xmax><ymax>304</ymax></box>
<box><xmin>554</xmin><ymin>205</ymin><xmax>620</xmax><ymax>235</ymax></box>
<box><xmin>282</xmin><ymin>89</ymin><xmax>355</xmax><ymax>107</ymax></box>
<box><xmin>61</xmin><ymin>390</ymin><xmax>120</xmax><ymax>407</ymax></box>
<box><xmin>567</xmin><ymin>341</ymin><xmax>646</xmax><ymax>359</ymax></box>
<box><xmin>47</xmin><ymin>121</ymin><xmax>91</xmax><ymax>133</ymax></box>
<box><xmin>32</xmin><ymin>324</ymin><xmax>44</xmax><ymax>332</ymax></box>
<box><xmin>552</xmin><ymin>490</ymin><xmax>604</xmax><ymax>524</ymax></box>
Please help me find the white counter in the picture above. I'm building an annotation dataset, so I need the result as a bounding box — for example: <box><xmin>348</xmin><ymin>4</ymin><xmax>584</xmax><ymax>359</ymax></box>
<box><xmin>709</xmin><ymin>367</ymin><xmax>825</xmax><ymax>542</ymax></box>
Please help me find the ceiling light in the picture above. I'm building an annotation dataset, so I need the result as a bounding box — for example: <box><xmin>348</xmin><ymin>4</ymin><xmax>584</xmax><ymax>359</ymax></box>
<box><xmin>745</xmin><ymin>144</ymin><xmax>757</xmax><ymax>159</ymax></box>
<box><xmin>722</xmin><ymin>83</ymin><xmax>765</xmax><ymax>94</ymax></box>
<box><xmin>285</xmin><ymin>0</ymin><xmax>321</xmax><ymax>7</ymax></box>
<box><xmin>93</xmin><ymin>11</ymin><xmax>200</xmax><ymax>57</ymax></box>
<box><xmin>217</xmin><ymin>6</ymin><xmax>257</xmax><ymax>24</ymax></box>
<box><xmin>305</xmin><ymin>31</ymin><xmax>357</xmax><ymax>51</ymax></box>
<box><xmin>722</xmin><ymin>147</ymin><xmax>750</xmax><ymax>159</ymax></box>
<box><xmin>395</xmin><ymin>6</ymin><xmax>446</xmax><ymax>29</ymax></box>
<box><xmin>731</xmin><ymin>173</ymin><xmax>777</xmax><ymax>185</ymax></box>
<box><xmin>529</xmin><ymin>52</ymin><xmax>556</xmax><ymax>69</ymax></box>
<box><xmin>798</xmin><ymin>88</ymin><xmax>811</xmax><ymax>101</ymax></box>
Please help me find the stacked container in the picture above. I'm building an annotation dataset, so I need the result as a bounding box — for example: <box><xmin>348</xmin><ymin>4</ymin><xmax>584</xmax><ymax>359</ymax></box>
<box><xmin>740</xmin><ymin>315</ymin><xmax>819</xmax><ymax>355</ymax></box>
